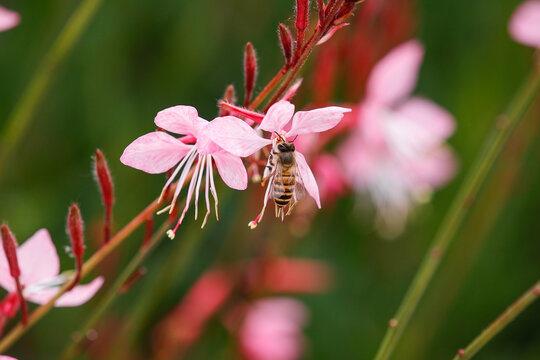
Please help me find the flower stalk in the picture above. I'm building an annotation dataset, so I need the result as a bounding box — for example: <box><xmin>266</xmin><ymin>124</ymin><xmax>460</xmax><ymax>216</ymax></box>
<box><xmin>373</xmin><ymin>59</ymin><xmax>540</xmax><ymax>360</ymax></box>
<box><xmin>453</xmin><ymin>280</ymin><xmax>540</xmax><ymax>360</ymax></box>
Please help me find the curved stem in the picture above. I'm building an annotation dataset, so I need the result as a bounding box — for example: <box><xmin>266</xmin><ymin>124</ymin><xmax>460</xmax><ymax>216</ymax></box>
<box><xmin>373</xmin><ymin>61</ymin><xmax>540</xmax><ymax>360</ymax></box>
<box><xmin>59</xmin><ymin>221</ymin><xmax>170</xmax><ymax>360</ymax></box>
<box><xmin>0</xmin><ymin>191</ymin><xmax>171</xmax><ymax>353</ymax></box>
<box><xmin>453</xmin><ymin>281</ymin><xmax>540</xmax><ymax>360</ymax></box>
<box><xmin>0</xmin><ymin>0</ymin><xmax>104</xmax><ymax>178</ymax></box>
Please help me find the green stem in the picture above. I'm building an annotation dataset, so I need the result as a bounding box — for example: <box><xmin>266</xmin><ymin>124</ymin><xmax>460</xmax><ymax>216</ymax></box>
<box><xmin>373</xmin><ymin>62</ymin><xmax>540</xmax><ymax>360</ymax></box>
<box><xmin>0</xmin><ymin>0</ymin><xmax>103</xmax><ymax>178</ymax></box>
<box><xmin>453</xmin><ymin>281</ymin><xmax>540</xmax><ymax>360</ymax></box>
<box><xmin>59</xmin><ymin>221</ymin><xmax>170</xmax><ymax>360</ymax></box>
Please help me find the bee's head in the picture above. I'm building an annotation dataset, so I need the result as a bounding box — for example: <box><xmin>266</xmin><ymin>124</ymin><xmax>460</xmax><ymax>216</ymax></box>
<box><xmin>278</xmin><ymin>142</ymin><xmax>295</xmax><ymax>152</ymax></box>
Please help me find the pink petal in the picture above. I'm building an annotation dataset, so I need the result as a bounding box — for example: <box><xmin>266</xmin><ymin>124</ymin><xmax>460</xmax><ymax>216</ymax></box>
<box><xmin>295</xmin><ymin>152</ymin><xmax>321</xmax><ymax>208</ymax></box>
<box><xmin>366</xmin><ymin>40</ymin><xmax>424</xmax><ymax>105</ymax></box>
<box><xmin>286</xmin><ymin>106</ymin><xmax>351</xmax><ymax>137</ymax></box>
<box><xmin>212</xmin><ymin>151</ymin><xmax>248</xmax><ymax>190</ymax></box>
<box><xmin>26</xmin><ymin>277</ymin><xmax>104</xmax><ymax>307</ymax></box>
<box><xmin>0</xmin><ymin>6</ymin><xmax>20</xmax><ymax>32</ymax></box>
<box><xmin>281</xmin><ymin>79</ymin><xmax>303</xmax><ymax>102</ymax></box>
<box><xmin>207</xmin><ymin>116</ymin><xmax>271</xmax><ymax>157</ymax></box>
<box><xmin>259</xmin><ymin>101</ymin><xmax>295</xmax><ymax>133</ymax></box>
<box><xmin>0</xmin><ymin>356</ymin><xmax>18</xmax><ymax>360</ymax></box>
<box><xmin>509</xmin><ymin>1</ymin><xmax>540</xmax><ymax>48</ymax></box>
<box><xmin>408</xmin><ymin>146</ymin><xmax>457</xmax><ymax>189</ymax></box>
<box><xmin>154</xmin><ymin>105</ymin><xmax>199</xmax><ymax>135</ymax></box>
<box><xmin>17</xmin><ymin>229</ymin><xmax>60</xmax><ymax>287</ymax></box>
<box><xmin>120</xmin><ymin>132</ymin><xmax>192</xmax><ymax>174</ymax></box>
<box><xmin>316</xmin><ymin>23</ymin><xmax>350</xmax><ymax>46</ymax></box>
<box><xmin>396</xmin><ymin>97</ymin><xmax>456</xmax><ymax>144</ymax></box>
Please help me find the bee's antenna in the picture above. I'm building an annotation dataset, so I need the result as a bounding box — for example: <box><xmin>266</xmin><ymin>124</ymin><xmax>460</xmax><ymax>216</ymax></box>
<box><xmin>291</xmin><ymin>135</ymin><xmax>299</xmax><ymax>142</ymax></box>
<box><xmin>274</xmin><ymin>131</ymin><xmax>285</xmax><ymax>142</ymax></box>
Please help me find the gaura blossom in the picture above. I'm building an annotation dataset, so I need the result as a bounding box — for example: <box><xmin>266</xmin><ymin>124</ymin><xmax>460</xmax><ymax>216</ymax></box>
<box><xmin>240</xmin><ymin>298</ymin><xmax>308</xmax><ymax>360</ymax></box>
<box><xmin>509</xmin><ymin>1</ymin><xmax>540</xmax><ymax>48</ymax></box>
<box><xmin>0</xmin><ymin>229</ymin><xmax>103</xmax><ymax>307</ymax></box>
<box><xmin>339</xmin><ymin>40</ymin><xmax>456</xmax><ymax>238</ymax></box>
<box><xmin>0</xmin><ymin>6</ymin><xmax>19</xmax><ymax>32</ymax></box>
<box><xmin>208</xmin><ymin>100</ymin><xmax>351</xmax><ymax>228</ymax></box>
<box><xmin>120</xmin><ymin>106</ymin><xmax>248</xmax><ymax>238</ymax></box>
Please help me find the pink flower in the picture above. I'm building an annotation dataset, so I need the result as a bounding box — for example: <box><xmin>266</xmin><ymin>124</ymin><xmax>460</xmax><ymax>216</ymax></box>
<box><xmin>0</xmin><ymin>229</ymin><xmax>103</xmax><ymax>307</ymax></box>
<box><xmin>0</xmin><ymin>6</ymin><xmax>19</xmax><ymax>32</ymax></box>
<box><xmin>0</xmin><ymin>356</ymin><xmax>17</xmax><ymax>360</ymax></box>
<box><xmin>120</xmin><ymin>106</ymin><xmax>248</xmax><ymax>238</ymax></box>
<box><xmin>240</xmin><ymin>298</ymin><xmax>308</xmax><ymax>360</ymax></box>
<box><xmin>509</xmin><ymin>1</ymin><xmax>540</xmax><ymax>48</ymax></box>
<box><xmin>339</xmin><ymin>40</ymin><xmax>456</xmax><ymax>237</ymax></box>
<box><xmin>208</xmin><ymin>100</ymin><xmax>350</xmax><ymax>228</ymax></box>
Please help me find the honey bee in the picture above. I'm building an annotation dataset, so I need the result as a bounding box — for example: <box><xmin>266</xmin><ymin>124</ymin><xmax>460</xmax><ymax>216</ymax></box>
<box><xmin>262</xmin><ymin>134</ymin><xmax>305</xmax><ymax>220</ymax></box>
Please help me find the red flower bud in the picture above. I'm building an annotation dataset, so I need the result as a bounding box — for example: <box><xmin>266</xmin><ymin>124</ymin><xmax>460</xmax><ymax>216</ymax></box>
<box><xmin>0</xmin><ymin>224</ymin><xmax>20</xmax><ymax>278</ymax></box>
<box><xmin>219</xmin><ymin>85</ymin><xmax>237</xmax><ymax>116</ymax></box>
<box><xmin>94</xmin><ymin>150</ymin><xmax>114</xmax><ymax>208</ymax></box>
<box><xmin>278</xmin><ymin>24</ymin><xmax>294</xmax><ymax>67</ymax></box>
<box><xmin>243</xmin><ymin>42</ymin><xmax>258</xmax><ymax>106</ymax></box>
<box><xmin>68</xmin><ymin>204</ymin><xmax>85</xmax><ymax>258</ymax></box>
<box><xmin>296</xmin><ymin>0</ymin><xmax>309</xmax><ymax>50</ymax></box>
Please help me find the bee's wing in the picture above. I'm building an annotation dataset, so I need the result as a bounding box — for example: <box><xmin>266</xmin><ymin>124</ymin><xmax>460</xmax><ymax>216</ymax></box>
<box><xmin>292</xmin><ymin>162</ymin><xmax>306</xmax><ymax>201</ymax></box>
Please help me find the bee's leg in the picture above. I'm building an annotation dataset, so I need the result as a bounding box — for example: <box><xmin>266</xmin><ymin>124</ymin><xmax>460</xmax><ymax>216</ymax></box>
<box><xmin>261</xmin><ymin>169</ymin><xmax>275</xmax><ymax>187</ymax></box>
<box><xmin>274</xmin><ymin>203</ymin><xmax>278</xmax><ymax>218</ymax></box>
<box><xmin>285</xmin><ymin>200</ymin><xmax>297</xmax><ymax>216</ymax></box>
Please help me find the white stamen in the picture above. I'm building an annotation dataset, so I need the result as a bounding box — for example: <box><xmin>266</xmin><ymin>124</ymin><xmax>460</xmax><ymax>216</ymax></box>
<box><xmin>202</xmin><ymin>155</ymin><xmax>211</xmax><ymax>228</ymax></box>
<box><xmin>159</xmin><ymin>147</ymin><xmax>196</xmax><ymax>203</ymax></box>
<box><xmin>169</xmin><ymin>150</ymin><xmax>198</xmax><ymax>214</ymax></box>
<box><xmin>207</xmin><ymin>156</ymin><xmax>219</xmax><ymax>220</ymax></box>
<box><xmin>194</xmin><ymin>155</ymin><xmax>206</xmax><ymax>220</ymax></box>
<box><xmin>176</xmin><ymin>155</ymin><xmax>202</xmax><ymax>226</ymax></box>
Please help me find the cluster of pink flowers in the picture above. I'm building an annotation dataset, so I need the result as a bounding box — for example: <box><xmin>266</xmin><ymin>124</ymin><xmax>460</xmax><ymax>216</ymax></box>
<box><xmin>121</xmin><ymin>100</ymin><xmax>351</xmax><ymax>236</ymax></box>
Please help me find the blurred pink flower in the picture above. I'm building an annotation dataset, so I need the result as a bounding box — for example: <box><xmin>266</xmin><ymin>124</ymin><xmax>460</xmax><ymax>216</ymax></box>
<box><xmin>339</xmin><ymin>40</ymin><xmax>456</xmax><ymax>237</ymax></box>
<box><xmin>240</xmin><ymin>298</ymin><xmax>308</xmax><ymax>360</ymax></box>
<box><xmin>0</xmin><ymin>229</ymin><xmax>103</xmax><ymax>307</ymax></box>
<box><xmin>208</xmin><ymin>100</ymin><xmax>350</xmax><ymax>227</ymax></box>
<box><xmin>0</xmin><ymin>6</ymin><xmax>19</xmax><ymax>32</ymax></box>
<box><xmin>311</xmin><ymin>154</ymin><xmax>349</xmax><ymax>203</ymax></box>
<box><xmin>0</xmin><ymin>356</ymin><xmax>17</xmax><ymax>360</ymax></box>
<box><xmin>509</xmin><ymin>1</ymin><xmax>540</xmax><ymax>48</ymax></box>
<box><xmin>120</xmin><ymin>106</ymin><xmax>249</xmax><ymax>238</ymax></box>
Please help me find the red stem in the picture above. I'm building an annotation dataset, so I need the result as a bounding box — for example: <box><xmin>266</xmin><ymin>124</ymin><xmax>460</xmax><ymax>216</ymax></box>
<box><xmin>14</xmin><ymin>278</ymin><xmax>27</xmax><ymax>326</ymax></box>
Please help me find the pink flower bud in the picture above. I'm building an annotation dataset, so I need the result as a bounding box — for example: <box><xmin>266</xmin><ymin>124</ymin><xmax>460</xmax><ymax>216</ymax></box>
<box><xmin>244</xmin><ymin>42</ymin><xmax>258</xmax><ymax>106</ymax></box>
<box><xmin>278</xmin><ymin>24</ymin><xmax>294</xmax><ymax>67</ymax></box>
<box><xmin>0</xmin><ymin>225</ymin><xmax>20</xmax><ymax>278</ymax></box>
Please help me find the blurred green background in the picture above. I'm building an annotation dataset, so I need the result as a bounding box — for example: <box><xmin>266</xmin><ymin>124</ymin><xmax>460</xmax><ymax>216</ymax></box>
<box><xmin>1</xmin><ymin>0</ymin><xmax>539</xmax><ymax>359</ymax></box>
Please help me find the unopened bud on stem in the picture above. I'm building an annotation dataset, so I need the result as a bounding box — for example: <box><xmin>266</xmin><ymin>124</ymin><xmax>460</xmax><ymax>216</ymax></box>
<box><xmin>1</xmin><ymin>224</ymin><xmax>28</xmax><ymax>325</ymax></box>
<box><xmin>94</xmin><ymin>149</ymin><xmax>114</xmax><ymax>244</ymax></box>
<box><xmin>296</xmin><ymin>0</ymin><xmax>309</xmax><ymax>51</ymax></box>
<box><xmin>67</xmin><ymin>204</ymin><xmax>84</xmax><ymax>289</ymax></box>
<box><xmin>278</xmin><ymin>24</ymin><xmax>294</xmax><ymax>67</ymax></box>
<box><xmin>243</xmin><ymin>42</ymin><xmax>258</xmax><ymax>106</ymax></box>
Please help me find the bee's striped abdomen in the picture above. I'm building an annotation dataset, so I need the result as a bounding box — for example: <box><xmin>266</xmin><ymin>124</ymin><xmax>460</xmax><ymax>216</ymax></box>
<box><xmin>273</xmin><ymin>169</ymin><xmax>295</xmax><ymax>207</ymax></box>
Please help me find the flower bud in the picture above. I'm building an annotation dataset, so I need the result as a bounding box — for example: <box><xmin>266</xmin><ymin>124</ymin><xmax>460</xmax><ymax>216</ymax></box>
<box><xmin>219</xmin><ymin>85</ymin><xmax>237</xmax><ymax>116</ymax></box>
<box><xmin>68</xmin><ymin>204</ymin><xmax>85</xmax><ymax>258</ymax></box>
<box><xmin>94</xmin><ymin>150</ymin><xmax>114</xmax><ymax>208</ymax></box>
<box><xmin>278</xmin><ymin>24</ymin><xmax>294</xmax><ymax>67</ymax></box>
<box><xmin>0</xmin><ymin>224</ymin><xmax>20</xmax><ymax>278</ymax></box>
<box><xmin>296</xmin><ymin>0</ymin><xmax>309</xmax><ymax>49</ymax></box>
<box><xmin>244</xmin><ymin>42</ymin><xmax>258</xmax><ymax>106</ymax></box>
